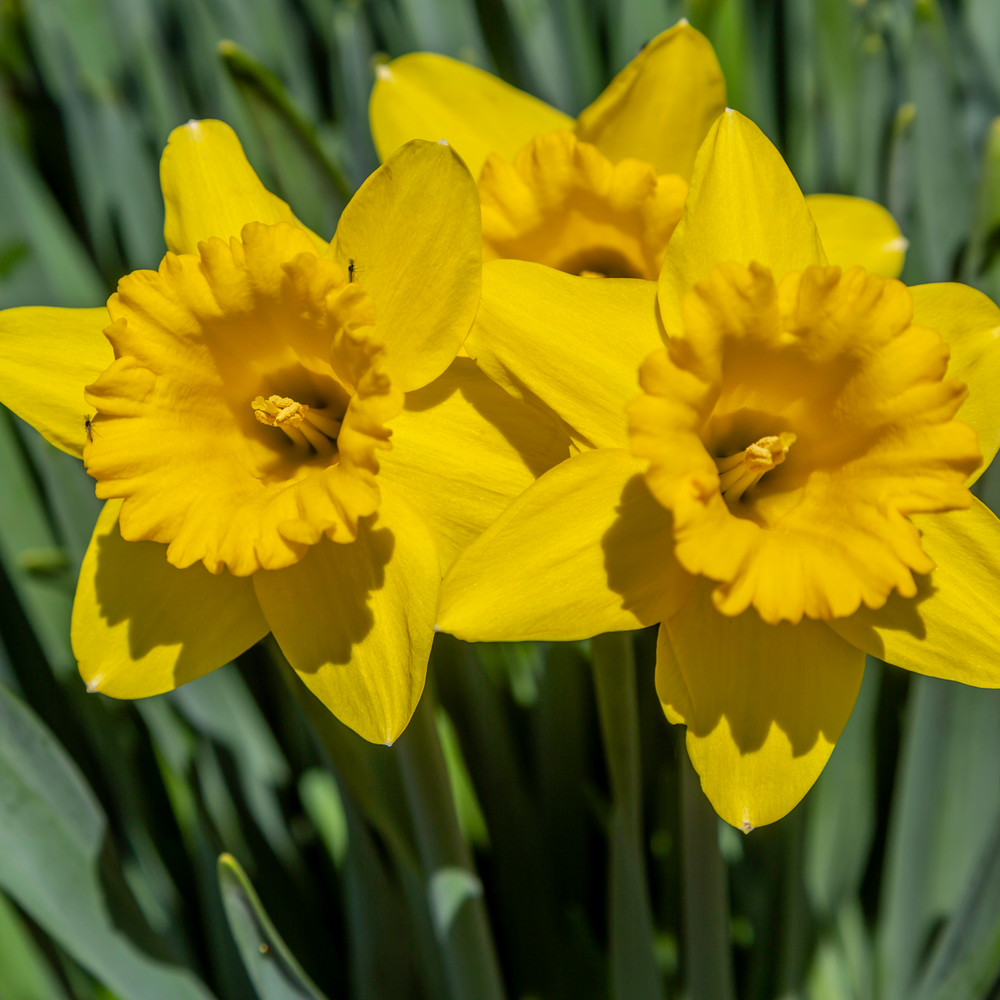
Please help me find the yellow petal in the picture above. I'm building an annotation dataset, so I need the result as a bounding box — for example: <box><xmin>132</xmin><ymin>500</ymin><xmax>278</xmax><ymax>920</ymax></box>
<box><xmin>806</xmin><ymin>194</ymin><xmax>907</xmax><ymax>279</ymax></box>
<box><xmin>658</xmin><ymin>110</ymin><xmax>826</xmax><ymax>336</ymax></box>
<box><xmin>576</xmin><ymin>22</ymin><xmax>726</xmax><ymax>181</ymax></box>
<box><xmin>368</xmin><ymin>53</ymin><xmax>573</xmax><ymax>180</ymax></box>
<box><xmin>72</xmin><ymin>500</ymin><xmax>269</xmax><ymax>698</ymax></box>
<box><xmin>0</xmin><ymin>306</ymin><xmax>113</xmax><ymax>458</ymax></box>
<box><xmin>659</xmin><ymin>580</ymin><xmax>865</xmax><ymax>830</ymax></box>
<box><xmin>910</xmin><ymin>282</ymin><xmax>1000</xmax><ymax>481</ymax></box>
<box><xmin>379</xmin><ymin>357</ymin><xmax>569</xmax><ymax>571</ymax></box>
<box><xmin>329</xmin><ymin>139</ymin><xmax>481</xmax><ymax>392</ymax></box>
<box><xmin>828</xmin><ymin>498</ymin><xmax>1000</xmax><ymax>688</ymax></box>
<box><xmin>160</xmin><ymin>119</ymin><xmax>325</xmax><ymax>256</ymax></box>
<box><xmin>438</xmin><ymin>449</ymin><xmax>695</xmax><ymax>642</ymax></box>
<box><xmin>253</xmin><ymin>485</ymin><xmax>438</xmax><ymax>745</ymax></box>
<box><xmin>466</xmin><ymin>260</ymin><xmax>663</xmax><ymax>449</ymax></box>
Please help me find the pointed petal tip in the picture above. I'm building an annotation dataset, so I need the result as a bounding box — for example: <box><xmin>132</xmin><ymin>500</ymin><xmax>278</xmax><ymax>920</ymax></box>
<box><xmin>677</xmin><ymin>15</ymin><xmax>689</xmax><ymax>24</ymax></box>
<box><xmin>376</xmin><ymin>64</ymin><xmax>395</xmax><ymax>83</ymax></box>
<box><xmin>741</xmin><ymin>818</ymin><xmax>754</xmax><ymax>834</ymax></box>
<box><xmin>437</xmin><ymin>138</ymin><xmax>449</xmax><ymax>145</ymax></box>
<box><xmin>85</xmin><ymin>676</ymin><xmax>102</xmax><ymax>693</ymax></box>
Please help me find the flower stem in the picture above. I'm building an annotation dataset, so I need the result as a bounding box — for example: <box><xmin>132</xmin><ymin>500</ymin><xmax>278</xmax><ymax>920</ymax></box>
<box><xmin>395</xmin><ymin>689</ymin><xmax>507</xmax><ymax>1000</ymax></box>
<box><xmin>681</xmin><ymin>750</ymin><xmax>735</xmax><ymax>1000</ymax></box>
<box><xmin>590</xmin><ymin>632</ymin><xmax>661</xmax><ymax>1000</ymax></box>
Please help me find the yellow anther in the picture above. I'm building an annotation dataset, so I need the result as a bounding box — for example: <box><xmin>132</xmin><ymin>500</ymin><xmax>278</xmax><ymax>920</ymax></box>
<box><xmin>252</xmin><ymin>395</ymin><xmax>341</xmax><ymax>455</ymax></box>
<box><xmin>252</xmin><ymin>394</ymin><xmax>308</xmax><ymax>428</ymax></box>
<box><xmin>716</xmin><ymin>432</ymin><xmax>796</xmax><ymax>502</ymax></box>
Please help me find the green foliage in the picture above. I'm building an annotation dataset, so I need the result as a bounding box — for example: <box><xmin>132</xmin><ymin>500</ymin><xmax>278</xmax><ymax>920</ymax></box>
<box><xmin>1</xmin><ymin>0</ymin><xmax>1000</xmax><ymax>998</ymax></box>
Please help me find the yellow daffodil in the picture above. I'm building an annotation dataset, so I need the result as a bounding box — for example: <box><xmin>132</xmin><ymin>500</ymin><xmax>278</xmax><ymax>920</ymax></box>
<box><xmin>0</xmin><ymin>120</ymin><xmax>568</xmax><ymax>745</ymax></box>
<box><xmin>369</xmin><ymin>22</ymin><xmax>906</xmax><ymax>280</ymax></box>
<box><xmin>437</xmin><ymin>111</ymin><xmax>1000</xmax><ymax>830</ymax></box>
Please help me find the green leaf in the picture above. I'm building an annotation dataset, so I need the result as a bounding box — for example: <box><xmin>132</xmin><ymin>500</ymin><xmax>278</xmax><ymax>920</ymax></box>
<box><xmin>912</xmin><ymin>815</ymin><xmax>1000</xmax><ymax>1000</ymax></box>
<box><xmin>298</xmin><ymin>768</ymin><xmax>349</xmax><ymax>869</ymax></box>
<box><xmin>218</xmin><ymin>39</ymin><xmax>351</xmax><ymax>236</ymax></box>
<box><xmin>908</xmin><ymin>0</ymin><xmax>973</xmax><ymax>281</ymax></box>
<box><xmin>0</xmin><ymin>409</ymin><xmax>74</xmax><ymax>676</ymax></box>
<box><xmin>804</xmin><ymin>658</ymin><xmax>882</xmax><ymax>918</ymax></box>
<box><xmin>217</xmin><ymin>853</ymin><xmax>328</xmax><ymax>1000</ymax></box>
<box><xmin>0</xmin><ymin>889</ymin><xmax>69</xmax><ymax>1000</ymax></box>
<box><xmin>428</xmin><ymin>867</ymin><xmax>484</xmax><ymax>940</ymax></box>
<box><xmin>392</xmin><ymin>0</ymin><xmax>492</xmax><ymax>70</ymax></box>
<box><xmin>874</xmin><ymin>676</ymin><xmax>1000</xmax><ymax>1000</ymax></box>
<box><xmin>435</xmin><ymin>707</ymin><xmax>490</xmax><ymax>849</ymax></box>
<box><xmin>0</xmin><ymin>112</ymin><xmax>105</xmax><ymax>308</ymax></box>
<box><xmin>605</xmin><ymin>0</ymin><xmax>681</xmax><ymax>77</ymax></box>
<box><xmin>169</xmin><ymin>665</ymin><xmax>295</xmax><ymax>863</ymax></box>
<box><xmin>14</xmin><ymin>418</ymin><xmax>103</xmax><ymax>573</ymax></box>
<box><xmin>0</xmin><ymin>681</ymin><xmax>215</xmax><ymax>1000</ymax></box>
<box><xmin>591</xmin><ymin>632</ymin><xmax>661</xmax><ymax>1000</ymax></box>
<box><xmin>967</xmin><ymin>0</ymin><xmax>1000</xmax><ymax>97</ymax></box>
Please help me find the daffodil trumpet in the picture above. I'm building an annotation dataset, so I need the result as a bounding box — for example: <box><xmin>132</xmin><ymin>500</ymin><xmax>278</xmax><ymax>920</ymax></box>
<box><xmin>437</xmin><ymin>111</ymin><xmax>1000</xmax><ymax>831</ymax></box>
<box><xmin>0</xmin><ymin>120</ymin><xmax>569</xmax><ymax>746</ymax></box>
<box><xmin>369</xmin><ymin>21</ymin><xmax>907</xmax><ymax>284</ymax></box>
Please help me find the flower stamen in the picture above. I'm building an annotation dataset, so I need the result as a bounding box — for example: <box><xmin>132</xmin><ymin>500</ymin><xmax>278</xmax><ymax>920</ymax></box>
<box><xmin>252</xmin><ymin>395</ymin><xmax>341</xmax><ymax>456</ymax></box>
<box><xmin>716</xmin><ymin>432</ymin><xmax>796</xmax><ymax>502</ymax></box>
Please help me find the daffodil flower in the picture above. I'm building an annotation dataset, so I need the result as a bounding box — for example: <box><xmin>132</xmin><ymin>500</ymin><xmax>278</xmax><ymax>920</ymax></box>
<box><xmin>437</xmin><ymin>112</ymin><xmax>1000</xmax><ymax>830</ymax></box>
<box><xmin>0</xmin><ymin>120</ymin><xmax>568</xmax><ymax>745</ymax></box>
<box><xmin>369</xmin><ymin>22</ymin><xmax>907</xmax><ymax>281</ymax></box>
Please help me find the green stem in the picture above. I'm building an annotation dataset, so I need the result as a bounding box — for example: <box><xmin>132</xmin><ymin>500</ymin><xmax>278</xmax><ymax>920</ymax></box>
<box><xmin>395</xmin><ymin>690</ymin><xmax>507</xmax><ymax>1000</ymax></box>
<box><xmin>590</xmin><ymin>632</ymin><xmax>661</xmax><ymax>1000</ymax></box>
<box><xmin>681</xmin><ymin>751</ymin><xmax>735</xmax><ymax>1000</ymax></box>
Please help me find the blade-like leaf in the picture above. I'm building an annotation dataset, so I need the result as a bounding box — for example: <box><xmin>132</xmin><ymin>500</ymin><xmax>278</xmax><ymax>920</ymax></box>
<box><xmin>217</xmin><ymin>853</ymin><xmax>328</xmax><ymax>1000</ymax></box>
<box><xmin>0</xmin><ymin>681</ymin><xmax>216</xmax><ymax>1000</ymax></box>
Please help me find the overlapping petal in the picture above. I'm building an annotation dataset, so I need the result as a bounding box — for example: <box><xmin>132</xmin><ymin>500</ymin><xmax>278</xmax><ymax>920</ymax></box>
<box><xmin>253</xmin><ymin>485</ymin><xmax>438</xmax><ymax>745</ymax></box>
<box><xmin>368</xmin><ymin>53</ymin><xmax>573</xmax><ymax>179</ymax></box>
<box><xmin>0</xmin><ymin>306</ymin><xmax>113</xmax><ymax>458</ymax></box>
<box><xmin>911</xmin><ymin>282</ymin><xmax>1000</xmax><ymax>480</ymax></box>
<box><xmin>378</xmin><ymin>358</ymin><xmax>569</xmax><ymax>570</ymax></box>
<box><xmin>806</xmin><ymin>194</ymin><xmax>907</xmax><ymax>279</ymax></box>
<box><xmin>466</xmin><ymin>260</ymin><xmax>663</xmax><ymax>449</ymax></box>
<box><xmin>658</xmin><ymin>111</ymin><xmax>825</xmax><ymax>336</ymax></box>
<box><xmin>576</xmin><ymin>22</ymin><xmax>726</xmax><ymax>181</ymax></box>
<box><xmin>160</xmin><ymin>119</ymin><xmax>324</xmax><ymax>255</ymax></box>
<box><xmin>72</xmin><ymin>500</ymin><xmax>269</xmax><ymax>698</ymax></box>
<box><xmin>438</xmin><ymin>449</ymin><xmax>694</xmax><ymax>642</ymax></box>
<box><xmin>329</xmin><ymin>139</ymin><xmax>482</xmax><ymax>391</ymax></box>
<box><xmin>828</xmin><ymin>498</ymin><xmax>1000</xmax><ymax>688</ymax></box>
<box><xmin>658</xmin><ymin>581</ymin><xmax>865</xmax><ymax>830</ymax></box>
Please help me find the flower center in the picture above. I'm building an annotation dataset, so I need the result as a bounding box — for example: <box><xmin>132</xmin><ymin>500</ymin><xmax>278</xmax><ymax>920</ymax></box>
<box><xmin>252</xmin><ymin>394</ymin><xmax>342</xmax><ymax>456</ymax></box>
<box><xmin>715</xmin><ymin>432</ymin><xmax>796</xmax><ymax>502</ymax></box>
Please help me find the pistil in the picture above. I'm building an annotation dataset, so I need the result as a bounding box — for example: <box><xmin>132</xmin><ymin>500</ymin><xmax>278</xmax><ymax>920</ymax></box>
<box><xmin>715</xmin><ymin>432</ymin><xmax>796</xmax><ymax>502</ymax></box>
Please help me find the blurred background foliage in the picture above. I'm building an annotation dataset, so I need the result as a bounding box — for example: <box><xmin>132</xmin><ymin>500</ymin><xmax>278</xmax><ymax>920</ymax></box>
<box><xmin>0</xmin><ymin>0</ymin><xmax>1000</xmax><ymax>998</ymax></box>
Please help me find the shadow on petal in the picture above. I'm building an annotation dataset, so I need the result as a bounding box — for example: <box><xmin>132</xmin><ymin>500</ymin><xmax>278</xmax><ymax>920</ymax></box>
<box><xmin>78</xmin><ymin>500</ymin><xmax>268</xmax><ymax>696</ymax></box>
<box><xmin>601</xmin><ymin>472</ymin><xmax>696</xmax><ymax>628</ymax></box>
<box><xmin>255</xmin><ymin>519</ymin><xmax>395</xmax><ymax>673</ymax></box>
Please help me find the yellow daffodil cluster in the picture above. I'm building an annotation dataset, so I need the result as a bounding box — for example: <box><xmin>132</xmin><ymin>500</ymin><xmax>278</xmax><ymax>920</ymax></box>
<box><xmin>3</xmin><ymin>23</ymin><xmax>999</xmax><ymax>829</ymax></box>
